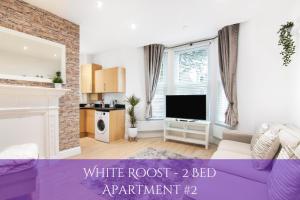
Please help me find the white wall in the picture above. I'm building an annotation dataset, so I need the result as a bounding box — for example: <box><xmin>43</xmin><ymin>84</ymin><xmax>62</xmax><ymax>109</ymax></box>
<box><xmin>90</xmin><ymin>0</ymin><xmax>300</xmax><ymax>135</ymax></box>
<box><xmin>92</xmin><ymin>43</ymin><xmax>219</xmax><ymax>137</ymax></box>
<box><xmin>93</xmin><ymin>47</ymin><xmax>146</xmax><ymax>121</ymax></box>
<box><xmin>80</xmin><ymin>54</ymin><xmax>94</xmax><ymax>65</ymax></box>
<box><xmin>287</xmin><ymin>1</ymin><xmax>300</xmax><ymax>127</ymax></box>
<box><xmin>236</xmin><ymin>1</ymin><xmax>296</xmax><ymax>132</ymax></box>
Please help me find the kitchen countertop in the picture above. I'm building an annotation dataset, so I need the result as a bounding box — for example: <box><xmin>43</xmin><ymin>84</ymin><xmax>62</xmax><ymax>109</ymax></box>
<box><xmin>80</xmin><ymin>106</ymin><xmax>125</xmax><ymax>111</ymax></box>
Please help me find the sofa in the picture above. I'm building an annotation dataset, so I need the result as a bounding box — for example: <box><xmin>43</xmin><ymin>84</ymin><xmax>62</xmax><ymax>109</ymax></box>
<box><xmin>189</xmin><ymin>123</ymin><xmax>300</xmax><ymax>200</ymax></box>
<box><xmin>0</xmin><ymin>143</ymin><xmax>38</xmax><ymax>199</ymax></box>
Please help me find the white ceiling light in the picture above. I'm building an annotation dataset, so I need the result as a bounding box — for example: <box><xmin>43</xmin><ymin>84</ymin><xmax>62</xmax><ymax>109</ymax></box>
<box><xmin>23</xmin><ymin>46</ymin><xmax>28</xmax><ymax>50</ymax></box>
<box><xmin>131</xmin><ymin>24</ymin><xmax>137</xmax><ymax>30</ymax></box>
<box><xmin>54</xmin><ymin>54</ymin><xmax>57</xmax><ymax>57</ymax></box>
<box><xmin>97</xmin><ymin>1</ymin><xmax>103</xmax><ymax>8</ymax></box>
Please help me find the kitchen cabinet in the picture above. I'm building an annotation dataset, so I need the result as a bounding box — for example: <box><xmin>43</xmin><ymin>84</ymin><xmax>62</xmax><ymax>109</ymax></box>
<box><xmin>95</xmin><ymin>67</ymin><xmax>126</xmax><ymax>93</ymax></box>
<box><xmin>80</xmin><ymin>64</ymin><xmax>102</xmax><ymax>93</ymax></box>
<box><xmin>80</xmin><ymin>109</ymin><xmax>86</xmax><ymax>137</ymax></box>
<box><xmin>80</xmin><ymin>109</ymin><xmax>95</xmax><ymax>138</ymax></box>
<box><xmin>85</xmin><ymin>109</ymin><xmax>95</xmax><ymax>138</ymax></box>
<box><xmin>109</xmin><ymin>110</ymin><xmax>125</xmax><ymax>141</ymax></box>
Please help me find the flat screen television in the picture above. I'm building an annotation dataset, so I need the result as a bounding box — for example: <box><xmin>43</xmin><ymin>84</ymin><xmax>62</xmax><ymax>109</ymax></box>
<box><xmin>166</xmin><ymin>95</ymin><xmax>206</xmax><ymax>120</ymax></box>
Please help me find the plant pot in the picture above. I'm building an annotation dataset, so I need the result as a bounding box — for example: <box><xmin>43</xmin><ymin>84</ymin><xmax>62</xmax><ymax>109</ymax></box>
<box><xmin>128</xmin><ymin>127</ymin><xmax>138</xmax><ymax>138</ymax></box>
<box><xmin>54</xmin><ymin>83</ymin><xmax>62</xmax><ymax>89</ymax></box>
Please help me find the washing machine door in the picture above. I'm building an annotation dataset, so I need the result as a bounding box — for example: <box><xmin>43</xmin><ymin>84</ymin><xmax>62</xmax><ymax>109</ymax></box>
<box><xmin>97</xmin><ymin>119</ymin><xmax>106</xmax><ymax>133</ymax></box>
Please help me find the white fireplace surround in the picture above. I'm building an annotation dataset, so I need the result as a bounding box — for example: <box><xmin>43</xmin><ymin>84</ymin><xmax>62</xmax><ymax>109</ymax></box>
<box><xmin>0</xmin><ymin>84</ymin><xmax>75</xmax><ymax>158</ymax></box>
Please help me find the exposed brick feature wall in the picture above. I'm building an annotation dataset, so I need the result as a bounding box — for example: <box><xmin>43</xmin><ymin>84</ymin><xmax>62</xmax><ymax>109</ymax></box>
<box><xmin>0</xmin><ymin>0</ymin><xmax>80</xmax><ymax>150</ymax></box>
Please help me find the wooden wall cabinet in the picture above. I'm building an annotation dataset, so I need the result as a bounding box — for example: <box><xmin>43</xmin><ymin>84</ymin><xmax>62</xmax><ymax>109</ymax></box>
<box><xmin>80</xmin><ymin>64</ymin><xmax>102</xmax><ymax>93</ymax></box>
<box><xmin>95</xmin><ymin>67</ymin><xmax>126</xmax><ymax>93</ymax></box>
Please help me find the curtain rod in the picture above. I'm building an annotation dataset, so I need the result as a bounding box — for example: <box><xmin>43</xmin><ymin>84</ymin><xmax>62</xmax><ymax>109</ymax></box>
<box><xmin>166</xmin><ymin>35</ymin><xmax>218</xmax><ymax>49</ymax></box>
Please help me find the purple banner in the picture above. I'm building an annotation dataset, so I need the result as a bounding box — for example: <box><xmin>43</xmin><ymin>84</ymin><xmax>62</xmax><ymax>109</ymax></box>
<box><xmin>0</xmin><ymin>159</ymin><xmax>299</xmax><ymax>200</ymax></box>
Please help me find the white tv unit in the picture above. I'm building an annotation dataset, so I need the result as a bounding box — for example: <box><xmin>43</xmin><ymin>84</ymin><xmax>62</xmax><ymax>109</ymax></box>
<box><xmin>164</xmin><ymin>118</ymin><xmax>210</xmax><ymax>149</ymax></box>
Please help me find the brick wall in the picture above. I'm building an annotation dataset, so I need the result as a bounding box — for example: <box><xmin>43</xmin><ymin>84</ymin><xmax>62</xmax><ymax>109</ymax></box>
<box><xmin>0</xmin><ymin>0</ymin><xmax>80</xmax><ymax>150</ymax></box>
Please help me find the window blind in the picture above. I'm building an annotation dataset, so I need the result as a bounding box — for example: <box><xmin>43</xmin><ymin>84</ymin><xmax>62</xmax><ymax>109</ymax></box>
<box><xmin>215</xmin><ymin>81</ymin><xmax>228</xmax><ymax>123</ymax></box>
<box><xmin>151</xmin><ymin>52</ymin><xmax>167</xmax><ymax>119</ymax></box>
<box><xmin>151</xmin><ymin>47</ymin><xmax>209</xmax><ymax>119</ymax></box>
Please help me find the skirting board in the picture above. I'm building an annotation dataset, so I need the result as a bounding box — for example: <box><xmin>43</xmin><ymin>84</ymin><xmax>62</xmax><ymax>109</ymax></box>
<box><xmin>54</xmin><ymin>146</ymin><xmax>81</xmax><ymax>159</ymax></box>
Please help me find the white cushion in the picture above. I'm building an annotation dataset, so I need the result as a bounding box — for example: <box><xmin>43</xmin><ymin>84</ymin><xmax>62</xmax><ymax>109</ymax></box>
<box><xmin>295</xmin><ymin>145</ymin><xmax>300</xmax><ymax>158</ymax></box>
<box><xmin>211</xmin><ymin>150</ymin><xmax>251</xmax><ymax>159</ymax></box>
<box><xmin>0</xmin><ymin>143</ymin><xmax>39</xmax><ymax>166</ymax></box>
<box><xmin>278</xmin><ymin>126</ymin><xmax>300</xmax><ymax>148</ymax></box>
<box><xmin>252</xmin><ymin>129</ymin><xmax>281</xmax><ymax>170</ymax></box>
<box><xmin>251</xmin><ymin>133</ymin><xmax>263</xmax><ymax>150</ymax></box>
<box><xmin>277</xmin><ymin>144</ymin><xmax>300</xmax><ymax>159</ymax></box>
<box><xmin>218</xmin><ymin>140</ymin><xmax>251</xmax><ymax>155</ymax></box>
<box><xmin>256</xmin><ymin>123</ymin><xmax>285</xmax><ymax>134</ymax></box>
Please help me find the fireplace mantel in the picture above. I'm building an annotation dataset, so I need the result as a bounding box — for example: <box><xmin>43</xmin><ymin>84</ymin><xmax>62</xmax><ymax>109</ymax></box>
<box><xmin>0</xmin><ymin>84</ymin><xmax>69</xmax><ymax>158</ymax></box>
<box><xmin>0</xmin><ymin>84</ymin><xmax>68</xmax><ymax>96</ymax></box>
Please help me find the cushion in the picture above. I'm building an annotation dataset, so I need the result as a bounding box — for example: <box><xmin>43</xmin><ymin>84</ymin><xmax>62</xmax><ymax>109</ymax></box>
<box><xmin>295</xmin><ymin>145</ymin><xmax>300</xmax><ymax>158</ymax></box>
<box><xmin>0</xmin><ymin>143</ymin><xmax>39</xmax><ymax>162</ymax></box>
<box><xmin>218</xmin><ymin>140</ymin><xmax>251</xmax><ymax>155</ymax></box>
<box><xmin>256</xmin><ymin>123</ymin><xmax>271</xmax><ymax>134</ymax></box>
<box><xmin>267</xmin><ymin>159</ymin><xmax>300</xmax><ymax>200</ymax></box>
<box><xmin>278</xmin><ymin>126</ymin><xmax>300</xmax><ymax>148</ymax></box>
<box><xmin>252</xmin><ymin>129</ymin><xmax>281</xmax><ymax>170</ymax></box>
<box><xmin>256</xmin><ymin>123</ymin><xmax>285</xmax><ymax>134</ymax></box>
<box><xmin>251</xmin><ymin>133</ymin><xmax>263</xmax><ymax>150</ymax></box>
<box><xmin>277</xmin><ymin>143</ymin><xmax>300</xmax><ymax>159</ymax></box>
<box><xmin>0</xmin><ymin>160</ymin><xmax>37</xmax><ymax>176</ymax></box>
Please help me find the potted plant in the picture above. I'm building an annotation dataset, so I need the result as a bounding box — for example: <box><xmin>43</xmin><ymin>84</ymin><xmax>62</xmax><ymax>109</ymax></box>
<box><xmin>126</xmin><ymin>95</ymin><xmax>140</xmax><ymax>141</ymax></box>
<box><xmin>278</xmin><ymin>21</ymin><xmax>296</xmax><ymax>66</ymax></box>
<box><xmin>53</xmin><ymin>71</ymin><xmax>63</xmax><ymax>88</ymax></box>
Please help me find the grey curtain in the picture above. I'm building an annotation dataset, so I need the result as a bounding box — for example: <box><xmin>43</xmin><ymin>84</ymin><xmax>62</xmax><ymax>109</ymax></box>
<box><xmin>144</xmin><ymin>44</ymin><xmax>165</xmax><ymax>119</ymax></box>
<box><xmin>218</xmin><ymin>23</ymin><xmax>239</xmax><ymax>127</ymax></box>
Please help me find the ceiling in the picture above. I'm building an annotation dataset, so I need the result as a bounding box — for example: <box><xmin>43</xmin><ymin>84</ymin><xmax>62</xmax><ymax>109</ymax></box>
<box><xmin>23</xmin><ymin>0</ymin><xmax>276</xmax><ymax>54</ymax></box>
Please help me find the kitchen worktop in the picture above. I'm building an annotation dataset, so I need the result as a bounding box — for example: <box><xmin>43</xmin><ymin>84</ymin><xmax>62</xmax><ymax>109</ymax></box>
<box><xmin>79</xmin><ymin>104</ymin><xmax>125</xmax><ymax>112</ymax></box>
<box><xmin>80</xmin><ymin>107</ymin><xmax>125</xmax><ymax>111</ymax></box>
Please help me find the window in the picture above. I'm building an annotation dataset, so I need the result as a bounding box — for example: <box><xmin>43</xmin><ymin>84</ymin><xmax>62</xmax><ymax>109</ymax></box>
<box><xmin>151</xmin><ymin>46</ymin><xmax>209</xmax><ymax>120</ymax></box>
<box><xmin>215</xmin><ymin>81</ymin><xmax>228</xmax><ymax>124</ymax></box>
<box><xmin>151</xmin><ymin>52</ymin><xmax>168</xmax><ymax>119</ymax></box>
<box><xmin>174</xmin><ymin>47</ymin><xmax>208</xmax><ymax>95</ymax></box>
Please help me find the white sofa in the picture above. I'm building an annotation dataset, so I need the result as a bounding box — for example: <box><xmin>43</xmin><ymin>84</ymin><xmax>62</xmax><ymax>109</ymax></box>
<box><xmin>212</xmin><ymin>124</ymin><xmax>300</xmax><ymax>160</ymax></box>
<box><xmin>203</xmin><ymin>124</ymin><xmax>300</xmax><ymax>200</ymax></box>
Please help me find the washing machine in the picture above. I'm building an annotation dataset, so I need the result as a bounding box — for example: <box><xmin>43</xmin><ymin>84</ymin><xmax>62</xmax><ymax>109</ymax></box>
<box><xmin>95</xmin><ymin>111</ymin><xmax>110</xmax><ymax>143</ymax></box>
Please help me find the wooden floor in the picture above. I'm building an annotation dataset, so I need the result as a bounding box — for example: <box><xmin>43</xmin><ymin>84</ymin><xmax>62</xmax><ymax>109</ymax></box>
<box><xmin>72</xmin><ymin>137</ymin><xmax>217</xmax><ymax>159</ymax></box>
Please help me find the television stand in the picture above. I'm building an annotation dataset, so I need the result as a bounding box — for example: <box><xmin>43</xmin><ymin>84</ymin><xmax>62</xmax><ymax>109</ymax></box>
<box><xmin>164</xmin><ymin>119</ymin><xmax>210</xmax><ymax>149</ymax></box>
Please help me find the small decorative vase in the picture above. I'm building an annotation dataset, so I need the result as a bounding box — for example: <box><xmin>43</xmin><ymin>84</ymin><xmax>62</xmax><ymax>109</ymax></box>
<box><xmin>128</xmin><ymin>127</ymin><xmax>138</xmax><ymax>141</ymax></box>
<box><xmin>54</xmin><ymin>83</ymin><xmax>62</xmax><ymax>89</ymax></box>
